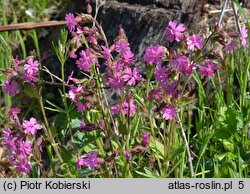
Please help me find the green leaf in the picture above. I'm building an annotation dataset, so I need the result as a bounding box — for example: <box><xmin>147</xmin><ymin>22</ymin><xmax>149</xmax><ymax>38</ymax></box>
<box><xmin>71</xmin><ymin>118</ymin><xmax>81</xmax><ymax>129</ymax></box>
<box><xmin>78</xmin><ymin>168</ymin><xmax>93</xmax><ymax>177</ymax></box>
<box><xmin>150</xmin><ymin>138</ymin><xmax>164</xmax><ymax>159</ymax></box>
<box><xmin>168</xmin><ymin>145</ymin><xmax>185</xmax><ymax>161</ymax></box>
<box><xmin>199</xmin><ymin>130</ymin><xmax>213</xmax><ymax>157</ymax></box>
<box><xmin>132</xmin><ymin>92</ymin><xmax>145</xmax><ymax>107</ymax></box>
<box><xmin>222</xmin><ymin>139</ymin><xmax>234</xmax><ymax>152</ymax></box>
<box><xmin>55</xmin><ymin>112</ymin><xmax>68</xmax><ymax>131</ymax></box>
<box><xmin>134</xmin><ymin>167</ymin><xmax>157</xmax><ymax>178</ymax></box>
<box><xmin>60</xmin><ymin>146</ymin><xmax>73</xmax><ymax>162</ymax></box>
<box><xmin>25</xmin><ymin>85</ymin><xmax>38</xmax><ymax>98</ymax></box>
<box><xmin>45</xmin><ymin>100</ymin><xmax>65</xmax><ymax>113</ymax></box>
<box><xmin>50</xmin><ymin>126</ymin><xmax>57</xmax><ymax>138</ymax></box>
<box><xmin>215</xmin><ymin>152</ymin><xmax>228</xmax><ymax>161</ymax></box>
<box><xmin>131</xmin><ymin>114</ymin><xmax>140</xmax><ymax>140</ymax></box>
<box><xmin>214</xmin><ymin>106</ymin><xmax>243</xmax><ymax>139</ymax></box>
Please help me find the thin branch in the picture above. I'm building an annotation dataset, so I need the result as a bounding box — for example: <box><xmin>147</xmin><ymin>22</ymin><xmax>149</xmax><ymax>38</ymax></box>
<box><xmin>217</xmin><ymin>0</ymin><xmax>229</xmax><ymax>26</ymax></box>
<box><xmin>209</xmin><ymin>8</ymin><xmax>232</xmax><ymax>14</ymax></box>
<box><xmin>42</xmin><ymin>66</ymin><xmax>64</xmax><ymax>83</ymax></box>
<box><xmin>0</xmin><ymin>21</ymin><xmax>67</xmax><ymax>32</ymax></box>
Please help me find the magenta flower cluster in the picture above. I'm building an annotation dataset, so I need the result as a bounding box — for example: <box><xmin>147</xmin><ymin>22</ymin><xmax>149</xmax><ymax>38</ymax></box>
<box><xmin>2</xmin><ymin>108</ymin><xmax>42</xmax><ymax>175</ymax></box>
<box><xmin>2</xmin><ymin>9</ymin><xmax>248</xmax><ymax>177</ymax></box>
<box><xmin>76</xmin><ymin>151</ymin><xmax>101</xmax><ymax>170</ymax></box>
<box><xmin>2</xmin><ymin>57</ymin><xmax>40</xmax><ymax>97</ymax></box>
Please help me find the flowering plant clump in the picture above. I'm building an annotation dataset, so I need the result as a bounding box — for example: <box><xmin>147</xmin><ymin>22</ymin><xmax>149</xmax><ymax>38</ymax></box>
<box><xmin>0</xmin><ymin>1</ymin><xmax>249</xmax><ymax>178</ymax></box>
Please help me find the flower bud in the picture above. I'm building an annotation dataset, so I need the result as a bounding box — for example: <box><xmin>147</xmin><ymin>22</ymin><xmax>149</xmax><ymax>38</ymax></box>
<box><xmin>74</xmin><ymin>16</ymin><xmax>82</xmax><ymax>23</ymax></box>
<box><xmin>214</xmin><ymin>23</ymin><xmax>220</xmax><ymax>32</ymax></box>
<box><xmin>131</xmin><ymin>145</ymin><xmax>148</xmax><ymax>154</ymax></box>
<box><xmin>118</xmin><ymin>24</ymin><xmax>125</xmax><ymax>37</ymax></box>
<box><xmin>105</xmin><ymin>150</ymin><xmax>118</xmax><ymax>163</ymax></box>
<box><xmin>97</xmin><ymin>158</ymin><xmax>105</xmax><ymax>164</ymax></box>
<box><xmin>86</xmin><ymin>3</ymin><xmax>92</xmax><ymax>14</ymax></box>
<box><xmin>110</xmin><ymin>44</ymin><xmax>116</xmax><ymax>52</ymax></box>
<box><xmin>228</xmin><ymin>32</ymin><xmax>239</xmax><ymax>38</ymax></box>
<box><xmin>142</xmin><ymin>132</ymin><xmax>150</xmax><ymax>147</ymax></box>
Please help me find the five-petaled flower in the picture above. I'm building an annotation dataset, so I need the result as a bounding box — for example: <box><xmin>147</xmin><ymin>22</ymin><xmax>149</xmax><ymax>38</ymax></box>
<box><xmin>165</xmin><ymin>20</ymin><xmax>186</xmax><ymax>42</ymax></box>
<box><xmin>76</xmin><ymin>49</ymin><xmax>94</xmax><ymax>73</ymax></box>
<box><xmin>187</xmin><ymin>34</ymin><xmax>204</xmax><ymax>51</ymax></box>
<box><xmin>122</xmin><ymin>67</ymin><xmax>142</xmax><ymax>86</ymax></box>
<box><xmin>198</xmin><ymin>60</ymin><xmax>220</xmax><ymax>77</ymax></box>
<box><xmin>143</xmin><ymin>45</ymin><xmax>165</xmax><ymax>66</ymax></box>
<box><xmin>23</xmin><ymin>117</ymin><xmax>43</xmax><ymax>135</ymax></box>
<box><xmin>76</xmin><ymin>151</ymin><xmax>99</xmax><ymax>170</ymax></box>
<box><xmin>162</xmin><ymin>104</ymin><xmax>177</xmax><ymax>120</ymax></box>
<box><xmin>65</xmin><ymin>13</ymin><xmax>77</xmax><ymax>31</ymax></box>
<box><xmin>122</xmin><ymin>99</ymin><xmax>137</xmax><ymax>117</ymax></box>
<box><xmin>3</xmin><ymin>80</ymin><xmax>20</xmax><ymax>96</ymax></box>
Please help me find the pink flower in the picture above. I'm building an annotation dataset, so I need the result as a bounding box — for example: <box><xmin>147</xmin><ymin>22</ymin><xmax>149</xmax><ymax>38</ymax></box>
<box><xmin>76</xmin><ymin>151</ymin><xmax>99</xmax><ymax>170</ymax></box>
<box><xmin>69</xmin><ymin>85</ymin><xmax>83</xmax><ymax>102</ymax></box>
<box><xmin>14</xmin><ymin>56</ymin><xmax>20</xmax><ymax>71</ymax></box>
<box><xmin>122</xmin><ymin>67</ymin><xmax>142</xmax><ymax>86</ymax></box>
<box><xmin>115</xmin><ymin>41</ymin><xmax>131</xmax><ymax>54</ymax></box>
<box><xmin>165</xmin><ymin>81</ymin><xmax>179</xmax><ymax>99</ymax></box>
<box><xmin>122</xmin><ymin>99</ymin><xmax>137</xmax><ymax>117</ymax></box>
<box><xmin>148</xmin><ymin>88</ymin><xmax>163</xmax><ymax>101</ymax></box>
<box><xmin>143</xmin><ymin>45</ymin><xmax>165</xmax><ymax>66</ymax></box>
<box><xmin>8</xmin><ymin>108</ymin><xmax>21</xmax><ymax>119</ymax></box>
<box><xmin>123</xmin><ymin>150</ymin><xmax>131</xmax><ymax>160</ymax></box>
<box><xmin>86</xmin><ymin>35</ymin><xmax>97</xmax><ymax>45</ymax></box>
<box><xmin>84</xmin><ymin>152</ymin><xmax>99</xmax><ymax>170</ymax></box>
<box><xmin>165</xmin><ymin>20</ymin><xmax>186</xmax><ymax>42</ymax></box>
<box><xmin>76</xmin><ymin>27</ymin><xmax>83</xmax><ymax>36</ymax></box>
<box><xmin>3</xmin><ymin>80</ymin><xmax>20</xmax><ymax>96</ymax></box>
<box><xmin>162</xmin><ymin>104</ymin><xmax>177</xmax><ymax>120</ymax></box>
<box><xmin>16</xmin><ymin>140</ymin><xmax>32</xmax><ymax>158</ymax></box>
<box><xmin>106</xmin><ymin>61</ymin><xmax>123</xmax><ymax>76</ymax></box>
<box><xmin>226</xmin><ymin>40</ymin><xmax>237</xmax><ymax>54</ymax></box>
<box><xmin>186</xmin><ymin>34</ymin><xmax>203</xmax><ymax>51</ymax></box>
<box><xmin>108</xmin><ymin>74</ymin><xmax>124</xmax><ymax>90</ymax></box>
<box><xmin>22</xmin><ymin>58</ymin><xmax>39</xmax><ymax>84</ymax></box>
<box><xmin>101</xmin><ymin>46</ymin><xmax>113</xmax><ymax>60</ymax></box>
<box><xmin>23</xmin><ymin>117</ymin><xmax>42</xmax><ymax>135</ymax></box>
<box><xmin>65</xmin><ymin>13</ymin><xmax>76</xmax><ymax>31</ymax></box>
<box><xmin>66</xmin><ymin>71</ymin><xmax>75</xmax><ymax>85</ymax></box>
<box><xmin>85</xmin><ymin>96</ymin><xmax>94</xmax><ymax>109</ymax></box>
<box><xmin>2</xmin><ymin>128</ymin><xmax>12</xmax><ymax>140</ymax></box>
<box><xmin>111</xmin><ymin>104</ymin><xmax>121</xmax><ymax>115</ymax></box>
<box><xmin>142</xmin><ymin>132</ymin><xmax>150</xmax><ymax>147</ymax></box>
<box><xmin>171</xmin><ymin>55</ymin><xmax>194</xmax><ymax>76</ymax></box>
<box><xmin>24</xmin><ymin>58</ymin><xmax>39</xmax><ymax>74</ymax></box>
<box><xmin>2</xmin><ymin>128</ymin><xmax>16</xmax><ymax>151</ymax></box>
<box><xmin>76</xmin><ymin>102</ymin><xmax>86</xmax><ymax>115</ymax></box>
<box><xmin>76</xmin><ymin>49</ymin><xmax>94</xmax><ymax>72</ymax></box>
<box><xmin>22</xmin><ymin>72</ymin><xmax>38</xmax><ymax>83</ymax></box>
<box><xmin>241</xmin><ymin>24</ymin><xmax>248</xmax><ymax>47</ymax></box>
<box><xmin>69</xmin><ymin>50</ymin><xmax>77</xmax><ymax>58</ymax></box>
<box><xmin>154</xmin><ymin>65</ymin><xmax>169</xmax><ymax>88</ymax></box>
<box><xmin>198</xmin><ymin>60</ymin><xmax>220</xmax><ymax>77</ymax></box>
<box><xmin>76</xmin><ymin>156</ymin><xmax>87</xmax><ymax>170</ymax></box>
<box><xmin>79</xmin><ymin>119</ymin><xmax>86</xmax><ymax>132</ymax></box>
<box><xmin>118</xmin><ymin>50</ymin><xmax>135</xmax><ymax>67</ymax></box>
<box><xmin>15</xmin><ymin>159</ymin><xmax>31</xmax><ymax>175</ymax></box>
